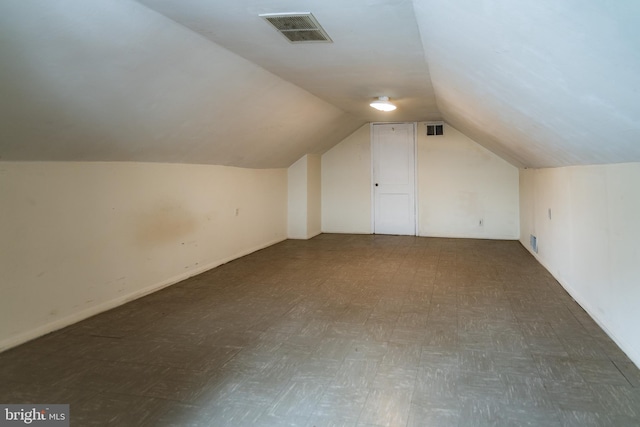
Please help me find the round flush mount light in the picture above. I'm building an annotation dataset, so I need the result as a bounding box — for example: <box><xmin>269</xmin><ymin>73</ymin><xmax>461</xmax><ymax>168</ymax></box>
<box><xmin>370</xmin><ymin>96</ymin><xmax>397</xmax><ymax>112</ymax></box>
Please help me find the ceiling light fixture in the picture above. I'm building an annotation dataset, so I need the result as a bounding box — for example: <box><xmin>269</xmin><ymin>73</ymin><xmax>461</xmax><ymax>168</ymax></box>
<box><xmin>370</xmin><ymin>96</ymin><xmax>397</xmax><ymax>112</ymax></box>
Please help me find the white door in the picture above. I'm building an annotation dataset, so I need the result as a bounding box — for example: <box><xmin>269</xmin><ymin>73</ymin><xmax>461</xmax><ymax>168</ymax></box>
<box><xmin>372</xmin><ymin>123</ymin><xmax>416</xmax><ymax>235</ymax></box>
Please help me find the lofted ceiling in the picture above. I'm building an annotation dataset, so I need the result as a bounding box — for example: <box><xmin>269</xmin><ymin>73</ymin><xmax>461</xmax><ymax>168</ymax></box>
<box><xmin>414</xmin><ymin>0</ymin><xmax>640</xmax><ymax>168</ymax></box>
<box><xmin>136</xmin><ymin>0</ymin><xmax>439</xmax><ymax>123</ymax></box>
<box><xmin>1</xmin><ymin>0</ymin><xmax>639</xmax><ymax>168</ymax></box>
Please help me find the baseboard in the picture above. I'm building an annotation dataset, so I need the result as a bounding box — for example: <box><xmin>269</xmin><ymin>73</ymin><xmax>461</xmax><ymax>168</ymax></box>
<box><xmin>288</xmin><ymin>230</ymin><xmax>323</xmax><ymax>240</ymax></box>
<box><xmin>320</xmin><ymin>230</ymin><xmax>372</xmax><ymax>235</ymax></box>
<box><xmin>418</xmin><ymin>231</ymin><xmax>519</xmax><ymax>240</ymax></box>
<box><xmin>518</xmin><ymin>240</ymin><xmax>640</xmax><ymax>369</ymax></box>
<box><xmin>0</xmin><ymin>236</ymin><xmax>286</xmax><ymax>353</ymax></box>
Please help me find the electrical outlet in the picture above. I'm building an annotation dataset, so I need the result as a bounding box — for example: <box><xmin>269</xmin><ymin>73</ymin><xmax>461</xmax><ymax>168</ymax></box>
<box><xmin>235</xmin><ymin>208</ymin><xmax>240</xmax><ymax>216</ymax></box>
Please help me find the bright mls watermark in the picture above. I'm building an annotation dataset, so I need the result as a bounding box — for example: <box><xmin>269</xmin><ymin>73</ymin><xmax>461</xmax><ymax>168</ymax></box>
<box><xmin>1</xmin><ymin>405</ymin><xmax>68</xmax><ymax>426</ymax></box>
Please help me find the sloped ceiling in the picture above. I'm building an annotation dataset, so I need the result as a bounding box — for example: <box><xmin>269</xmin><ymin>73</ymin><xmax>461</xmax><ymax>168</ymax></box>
<box><xmin>1</xmin><ymin>0</ymin><xmax>639</xmax><ymax>168</ymax></box>
<box><xmin>136</xmin><ymin>0</ymin><xmax>439</xmax><ymax>123</ymax></box>
<box><xmin>413</xmin><ymin>0</ymin><xmax>640</xmax><ymax>167</ymax></box>
<box><xmin>0</xmin><ymin>1</ymin><xmax>363</xmax><ymax>168</ymax></box>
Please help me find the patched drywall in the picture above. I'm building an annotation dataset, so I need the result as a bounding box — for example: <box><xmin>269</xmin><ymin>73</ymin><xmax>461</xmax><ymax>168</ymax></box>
<box><xmin>0</xmin><ymin>161</ymin><xmax>287</xmax><ymax>351</ymax></box>
<box><xmin>520</xmin><ymin>164</ymin><xmax>640</xmax><ymax>366</ymax></box>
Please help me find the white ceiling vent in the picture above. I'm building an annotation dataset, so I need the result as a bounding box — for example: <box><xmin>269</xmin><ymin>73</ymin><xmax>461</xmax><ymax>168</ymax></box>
<box><xmin>259</xmin><ymin>13</ymin><xmax>332</xmax><ymax>43</ymax></box>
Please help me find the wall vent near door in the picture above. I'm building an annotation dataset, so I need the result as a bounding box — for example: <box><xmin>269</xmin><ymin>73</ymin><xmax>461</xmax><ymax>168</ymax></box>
<box><xmin>259</xmin><ymin>13</ymin><xmax>332</xmax><ymax>43</ymax></box>
<box><xmin>426</xmin><ymin>122</ymin><xmax>444</xmax><ymax>136</ymax></box>
<box><xmin>530</xmin><ymin>234</ymin><xmax>538</xmax><ymax>253</ymax></box>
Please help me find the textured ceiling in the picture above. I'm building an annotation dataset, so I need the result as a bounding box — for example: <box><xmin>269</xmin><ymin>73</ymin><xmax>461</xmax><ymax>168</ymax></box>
<box><xmin>1</xmin><ymin>0</ymin><xmax>639</xmax><ymax>168</ymax></box>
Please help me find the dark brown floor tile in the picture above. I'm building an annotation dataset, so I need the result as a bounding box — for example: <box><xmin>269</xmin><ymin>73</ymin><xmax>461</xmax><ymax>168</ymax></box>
<box><xmin>140</xmin><ymin>403</ymin><xmax>212</xmax><ymax>427</ymax></box>
<box><xmin>0</xmin><ymin>381</ymin><xmax>96</xmax><ymax>406</ymax></box>
<box><xmin>138</xmin><ymin>367</ymin><xmax>213</xmax><ymax>403</ymax></box>
<box><xmin>64</xmin><ymin>360</ymin><xmax>168</xmax><ymax>395</ymax></box>
<box><xmin>71</xmin><ymin>392</ymin><xmax>168</xmax><ymax>426</ymax></box>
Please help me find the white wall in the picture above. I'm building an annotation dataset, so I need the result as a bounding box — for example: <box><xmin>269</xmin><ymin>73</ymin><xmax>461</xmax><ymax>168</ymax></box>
<box><xmin>288</xmin><ymin>156</ymin><xmax>308</xmax><ymax>239</ymax></box>
<box><xmin>0</xmin><ymin>161</ymin><xmax>287</xmax><ymax>351</ymax></box>
<box><xmin>417</xmin><ymin>124</ymin><xmax>519</xmax><ymax>239</ymax></box>
<box><xmin>520</xmin><ymin>164</ymin><xmax>640</xmax><ymax>366</ymax></box>
<box><xmin>307</xmin><ymin>154</ymin><xmax>322</xmax><ymax>238</ymax></box>
<box><xmin>288</xmin><ymin>154</ymin><xmax>322</xmax><ymax>240</ymax></box>
<box><xmin>321</xmin><ymin>122</ymin><xmax>519</xmax><ymax>239</ymax></box>
<box><xmin>321</xmin><ymin>124</ymin><xmax>373</xmax><ymax>233</ymax></box>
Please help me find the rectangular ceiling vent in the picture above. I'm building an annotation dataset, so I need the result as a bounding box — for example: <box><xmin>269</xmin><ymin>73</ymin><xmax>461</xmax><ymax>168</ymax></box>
<box><xmin>260</xmin><ymin>13</ymin><xmax>332</xmax><ymax>43</ymax></box>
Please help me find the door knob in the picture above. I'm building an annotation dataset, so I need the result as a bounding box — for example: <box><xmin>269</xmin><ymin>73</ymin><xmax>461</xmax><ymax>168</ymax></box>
<box><xmin>375</xmin><ymin>183</ymin><xmax>379</xmax><ymax>186</ymax></box>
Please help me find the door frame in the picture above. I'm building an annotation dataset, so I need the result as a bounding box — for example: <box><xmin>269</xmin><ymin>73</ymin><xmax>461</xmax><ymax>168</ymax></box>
<box><xmin>370</xmin><ymin>122</ymin><xmax>419</xmax><ymax>235</ymax></box>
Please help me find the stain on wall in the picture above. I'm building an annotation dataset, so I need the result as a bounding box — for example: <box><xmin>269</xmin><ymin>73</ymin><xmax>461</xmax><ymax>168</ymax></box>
<box><xmin>135</xmin><ymin>201</ymin><xmax>198</xmax><ymax>247</ymax></box>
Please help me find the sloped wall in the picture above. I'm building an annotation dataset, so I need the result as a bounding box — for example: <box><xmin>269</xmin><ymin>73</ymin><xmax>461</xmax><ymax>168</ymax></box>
<box><xmin>0</xmin><ymin>161</ymin><xmax>287</xmax><ymax>351</ymax></box>
<box><xmin>413</xmin><ymin>0</ymin><xmax>640</xmax><ymax>168</ymax></box>
<box><xmin>0</xmin><ymin>0</ymin><xmax>361</xmax><ymax>168</ymax></box>
<box><xmin>520</xmin><ymin>164</ymin><xmax>640</xmax><ymax>366</ymax></box>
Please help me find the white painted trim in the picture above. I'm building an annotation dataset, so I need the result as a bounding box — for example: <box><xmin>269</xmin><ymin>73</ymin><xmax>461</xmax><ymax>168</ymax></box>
<box><xmin>422</xmin><ymin>232</ymin><xmax>519</xmax><ymax>240</ymax></box>
<box><xmin>0</xmin><ymin>237</ymin><xmax>287</xmax><ymax>353</ymax></box>
<box><xmin>370</xmin><ymin>123</ymin><xmax>376</xmax><ymax>234</ymax></box>
<box><xmin>288</xmin><ymin>230</ymin><xmax>322</xmax><ymax>240</ymax></box>
<box><xmin>412</xmin><ymin>122</ymin><xmax>418</xmax><ymax>236</ymax></box>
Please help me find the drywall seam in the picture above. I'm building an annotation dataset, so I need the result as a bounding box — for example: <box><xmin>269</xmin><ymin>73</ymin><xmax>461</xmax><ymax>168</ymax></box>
<box><xmin>0</xmin><ymin>236</ymin><xmax>285</xmax><ymax>352</ymax></box>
